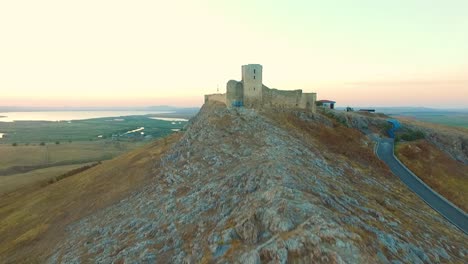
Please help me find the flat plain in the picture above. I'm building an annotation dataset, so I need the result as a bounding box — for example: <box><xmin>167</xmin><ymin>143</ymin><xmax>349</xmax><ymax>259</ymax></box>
<box><xmin>393</xmin><ymin>111</ymin><xmax>468</xmax><ymax>128</ymax></box>
<box><xmin>0</xmin><ymin>114</ymin><xmax>189</xmax><ymax>198</ymax></box>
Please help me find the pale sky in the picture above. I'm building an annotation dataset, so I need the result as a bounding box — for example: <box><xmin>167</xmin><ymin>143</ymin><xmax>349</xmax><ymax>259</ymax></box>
<box><xmin>1</xmin><ymin>0</ymin><xmax>467</xmax><ymax>108</ymax></box>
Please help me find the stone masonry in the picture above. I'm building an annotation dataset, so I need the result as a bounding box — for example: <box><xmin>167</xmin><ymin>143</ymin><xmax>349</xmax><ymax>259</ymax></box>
<box><xmin>206</xmin><ymin>64</ymin><xmax>316</xmax><ymax>113</ymax></box>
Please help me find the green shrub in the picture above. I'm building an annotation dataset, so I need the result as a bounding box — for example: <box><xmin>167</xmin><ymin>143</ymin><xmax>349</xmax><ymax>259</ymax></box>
<box><xmin>380</xmin><ymin>122</ymin><xmax>393</xmax><ymax>136</ymax></box>
<box><xmin>321</xmin><ymin>109</ymin><xmax>347</xmax><ymax>126</ymax></box>
<box><xmin>12</xmin><ymin>142</ymin><xmax>17</xmax><ymax>146</ymax></box>
<box><xmin>40</xmin><ymin>142</ymin><xmax>45</xmax><ymax>146</ymax></box>
<box><xmin>48</xmin><ymin>162</ymin><xmax>101</xmax><ymax>185</ymax></box>
<box><xmin>397</xmin><ymin>129</ymin><xmax>425</xmax><ymax>142</ymax></box>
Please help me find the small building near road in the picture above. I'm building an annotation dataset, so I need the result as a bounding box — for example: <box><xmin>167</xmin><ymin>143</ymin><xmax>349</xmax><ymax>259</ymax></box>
<box><xmin>317</xmin><ymin>100</ymin><xmax>336</xmax><ymax>109</ymax></box>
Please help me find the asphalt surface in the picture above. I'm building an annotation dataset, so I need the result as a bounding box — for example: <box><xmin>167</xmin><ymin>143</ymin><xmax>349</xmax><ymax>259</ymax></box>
<box><xmin>376</xmin><ymin>138</ymin><xmax>468</xmax><ymax>234</ymax></box>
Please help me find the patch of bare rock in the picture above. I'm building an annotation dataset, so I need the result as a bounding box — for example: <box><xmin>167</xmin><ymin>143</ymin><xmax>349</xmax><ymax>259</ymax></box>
<box><xmin>49</xmin><ymin>103</ymin><xmax>467</xmax><ymax>263</ymax></box>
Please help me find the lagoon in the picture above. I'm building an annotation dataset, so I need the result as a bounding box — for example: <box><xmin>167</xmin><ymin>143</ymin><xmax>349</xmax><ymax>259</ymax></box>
<box><xmin>149</xmin><ymin>117</ymin><xmax>189</xmax><ymax>122</ymax></box>
<box><xmin>0</xmin><ymin>111</ymin><xmax>170</xmax><ymax>122</ymax></box>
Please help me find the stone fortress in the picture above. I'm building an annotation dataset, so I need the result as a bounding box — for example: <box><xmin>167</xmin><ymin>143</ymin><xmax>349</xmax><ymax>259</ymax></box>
<box><xmin>205</xmin><ymin>64</ymin><xmax>316</xmax><ymax>113</ymax></box>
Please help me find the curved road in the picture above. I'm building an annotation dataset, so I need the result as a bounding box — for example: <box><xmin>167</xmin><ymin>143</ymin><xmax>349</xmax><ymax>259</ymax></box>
<box><xmin>376</xmin><ymin>138</ymin><xmax>468</xmax><ymax>234</ymax></box>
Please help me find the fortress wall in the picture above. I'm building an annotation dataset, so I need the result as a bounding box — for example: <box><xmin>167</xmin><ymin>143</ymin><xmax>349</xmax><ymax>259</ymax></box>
<box><xmin>300</xmin><ymin>93</ymin><xmax>317</xmax><ymax>113</ymax></box>
<box><xmin>206</xmin><ymin>64</ymin><xmax>317</xmax><ymax>111</ymax></box>
<box><xmin>263</xmin><ymin>86</ymin><xmax>302</xmax><ymax>108</ymax></box>
<box><xmin>204</xmin><ymin>93</ymin><xmax>226</xmax><ymax>105</ymax></box>
<box><xmin>226</xmin><ymin>80</ymin><xmax>243</xmax><ymax>107</ymax></box>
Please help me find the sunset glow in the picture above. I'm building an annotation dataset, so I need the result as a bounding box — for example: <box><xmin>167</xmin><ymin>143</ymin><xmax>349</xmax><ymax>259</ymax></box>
<box><xmin>1</xmin><ymin>0</ymin><xmax>467</xmax><ymax>108</ymax></box>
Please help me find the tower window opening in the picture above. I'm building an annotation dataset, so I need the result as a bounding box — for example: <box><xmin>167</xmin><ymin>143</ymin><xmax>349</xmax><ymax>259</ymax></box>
<box><xmin>254</xmin><ymin>69</ymin><xmax>256</xmax><ymax>74</ymax></box>
<box><xmin>254</xmin><ymin>75</ymin><xmax>255</xmax><ymax>79</ymax></box>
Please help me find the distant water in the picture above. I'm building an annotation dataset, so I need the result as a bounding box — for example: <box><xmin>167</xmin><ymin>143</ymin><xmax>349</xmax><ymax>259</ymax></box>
<box><xmin>149</xmin><ymin>117</ymin><xmax>189</xmax><ymax>122</ymax></box>
<box><xmin>0</xmin><ymin>111</ymin><xmax>170</xmax><ymax>122</ymax></box>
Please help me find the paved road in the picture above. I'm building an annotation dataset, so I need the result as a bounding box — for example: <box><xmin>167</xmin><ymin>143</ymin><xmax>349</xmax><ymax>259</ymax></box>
<box><xmin>376</xmin><ymin>138</ymin><xmax>468</xmax><ymax>234</ymax></box>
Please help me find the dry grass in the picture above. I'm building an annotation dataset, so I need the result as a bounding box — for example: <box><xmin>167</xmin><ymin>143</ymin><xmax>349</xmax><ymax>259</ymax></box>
<box><xmin>264</xmin><ymin>110</ymin><xmax>386</xmax><ymax>171</ymax></box>
<box><xmin>0</xmin><ymin>163</ymin><xmax>94</xmax><ymax>196</ymax></box>
<box><xmin>397</xmin><ymin>116</ymin><xmax>468</xmax><ymax>135</ymax></box>
<box><xmin>263</xmin><ymin>110</ymin><xmax>466</xmax><ymax>243</ymax></box>
<box><xmin>0</xmin><ymin>133</ymin><xmax>182</xmax><ymax>263</ymax></box>
<box><xmin>395</xmin><ymin>139</ymin><xmax>468</xmax><ymax>212</ymax></box>
<box><xmin>0</xmin><ymin>141</ymin><xmax>145</xmax><ymax>173</ymax></box>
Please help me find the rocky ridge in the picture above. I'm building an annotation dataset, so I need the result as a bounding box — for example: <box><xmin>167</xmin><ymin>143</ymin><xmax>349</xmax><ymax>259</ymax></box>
<box><xmin>323</xmin><ymin>109</ymin><xmax>468</xmax><ymax>165</ymax></box>
<box><xmin>49</xmin><ymin>102</ymin><xmax>467</xmax><ymax>263</ymax></box>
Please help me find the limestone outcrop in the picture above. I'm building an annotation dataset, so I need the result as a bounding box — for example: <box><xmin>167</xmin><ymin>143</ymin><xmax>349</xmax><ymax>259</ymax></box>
<box><xmin>49</xmin><ymin>102</ymin><xmax>467</xmax><ymax>263</ymax></box>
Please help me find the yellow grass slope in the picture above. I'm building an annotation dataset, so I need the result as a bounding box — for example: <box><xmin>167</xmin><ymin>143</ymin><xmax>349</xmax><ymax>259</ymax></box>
<box><xmin>0</xmin><ymin>141</ymin><xmax>143</xmax><ymax>173</ymax></box>
<box><xmin>0</xmin><ymin>133</ymin><xmax>181</xmax><ymax>263</ymax></box>
<box><xmin>0</xmin><ymin>163</ymin><xmax>94</xmax><ymax>196</ymax></box>
<box><xmin>396</xmin><ymin>139</ymin><xmax>468</xmax><ymax>212</ymax></box>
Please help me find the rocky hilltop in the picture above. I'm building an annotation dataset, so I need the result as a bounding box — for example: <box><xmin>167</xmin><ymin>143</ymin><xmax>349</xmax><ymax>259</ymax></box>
<box><xmin>49</xmin><ymin>102</ymin><xmax>467</xmax><ymax>263</ymax></box>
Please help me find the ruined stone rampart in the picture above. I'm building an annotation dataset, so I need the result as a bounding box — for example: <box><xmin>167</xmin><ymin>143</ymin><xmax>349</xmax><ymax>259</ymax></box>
<box><xmin>206</xmin><ymin>64</ymin><xmax>316</xmax><ymax>112</ymax></box>
<box><xmin>262</xmin><ymin>86</ymin><xmax>302</xmax><ymax>108</ymax></box>
<box><xmin>204</xmin><ymin>93</ymin><xmax>226</xmax><ymax>105</ymax></box>
<box><xmin>300</xmin><ymin>93</ymin><xmax>317</xmax><ymax>112</ymax></box>
<box><xmin>226</xmin><ymin>80</ymin><xmax>243</xmax><ymax>107</ymax></box>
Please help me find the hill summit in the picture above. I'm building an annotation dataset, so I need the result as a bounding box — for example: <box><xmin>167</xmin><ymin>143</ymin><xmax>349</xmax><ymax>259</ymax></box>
<box><xmin>46</xmin><ymin>102</ymin><xmax>467</xmax><ymax>263</ymax></box>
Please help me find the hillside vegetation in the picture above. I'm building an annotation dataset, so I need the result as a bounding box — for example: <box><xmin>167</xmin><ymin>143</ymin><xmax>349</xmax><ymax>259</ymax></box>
<box><xmin>399</xmin><ymin>117</ymin><xmax>468</xmax><ymax>164</ymax></box>
<box><xmin>318</xmin><ymin>108</ymin><xmax>468</xmax><ymax>212</ymax></box>
<box><xmin>396</xmin><ymin>139</ymin><xmax>468</xmax><ymax>212</ymax></box>
<box><xmin>0</xmin><ymin>141</ymin><xmax>143</xmax><ymax>174</ymax></box>
<box><xmin>0</xmin><ymin>163</ymin><xmax>94</xmax><ymax>196</ymax></box>
<box><xmin>0</xmin><ymin>134</ymin><xmax>181</xmax><ymax>263</ymax></box>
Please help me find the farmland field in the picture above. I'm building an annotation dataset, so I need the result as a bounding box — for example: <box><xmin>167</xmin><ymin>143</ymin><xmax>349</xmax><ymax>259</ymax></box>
<box><xmin>394</xmin><ymin>112</ymin><xmax>468</xmax><ymax>128</ymax></box>
<box><xmin>0</xmin><ymin>141</ymin><xmax>144</xmax><ymax>174</ymax></box>
<box><xmin>0</xmin><ymin>115</ymin><xmax>187</xmax><ymax>144</ymax></box>
<box><xmin>0</xmin><ymin>115</ymin><xmax>188</xmax><ymax>171</ymax></box>
<box><xmin>0</xmin><ymin>113</ymin><xmax>191</xmax><ymax>196</ymax></box>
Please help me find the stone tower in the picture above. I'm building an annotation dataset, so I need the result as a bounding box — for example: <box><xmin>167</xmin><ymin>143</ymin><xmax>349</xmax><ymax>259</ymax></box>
<box><xmin>242</xmin><ymin>64</ymin><xmax>263</xmax><ymax>106</ymax></box>
<box><xmin>226</xmin><ymin>80</ymin><xmax>244</xmax><ymax>107</ymax></box>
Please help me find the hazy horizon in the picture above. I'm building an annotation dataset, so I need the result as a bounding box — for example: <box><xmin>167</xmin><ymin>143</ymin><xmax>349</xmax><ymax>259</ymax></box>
<box><xmin>1</xmin><ymin>105</ymin><xmax>468</xmax><ymax>112</ymax></box>
<box><xmin>1</xmin><ymin>1</ymin><xmax>467</xmax><ymax>108</ymax></box>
